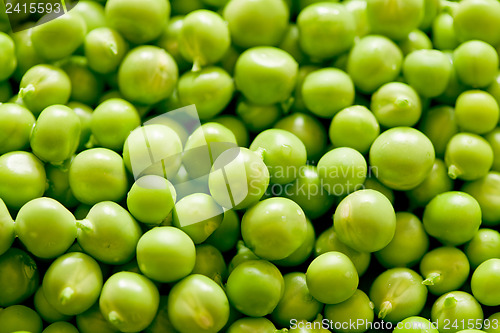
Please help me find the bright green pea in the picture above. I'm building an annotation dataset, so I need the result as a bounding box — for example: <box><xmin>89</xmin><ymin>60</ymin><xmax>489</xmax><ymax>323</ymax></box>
<box><xmin>347</xmin><ymin>35</ymin><xmax>403</xmax><ymax>94</ymax></box>
<box><xmin>445</xmin><ymin>133</ymin><xmax>494</xmax><ymax>180</ymax></box>
<box><xmin>462</xmin><ymin>172</ymin><xmax>500</xmax><ymax>226</ymax></box>
<box><xmin>205</xmin><ymin>210</ymin><xmax>240</xmax><ymax>253</ymax></box>
<box><xmin>105</xmin><ymin>0</ymin><xmax>170</xmax><ymax>44</ymax></box>
<box><xmin>334</xmin><ymin>189</ymin><xmax>396</xmax><ymax>253</ymax></box>
<box><xmin>227</xmin><ymin>317</ymin><xmax>277</xmax><ymax>333</ymax></box>
<box><xmin>19</xmin><ymin>64</ymin><xmax>71</xmax><ymax>116</ymax></box>
<box><xmin>60</xmin><ymin>56</ymin><xmax>104</xmax><ymax>106</ymax></box>
<box><xmin>42</xmin><ymin>252</ymin><xmax>102</xmax><ymax>316</ymax></box>
<box><xmin>0</xmin><ymin>248</ymin><xmax>38</xmax><ymax>307</ymax></box>
<box><xmin>407</xmin><ymin>159</ymin><xmax>454</xmax><ymax>207</ymax></box>
<box><xmin>179</xmin><ymin>10</ymin><xmax>230</xmax><ymax>70</ymax></box>
<box><xmin>453</xmin><ymin>0</ymin><xmax>500</xmax><ymax>45</ymax></box>
<box><xmin>302</xmin><ymin>68</ymin><xmax>355</xmax><ymax>118</ymax></box>
<box><xmin>226</xmin><ymin>260</ymin><xmax>284</xmax><ymax>317</ymax></box>
<box><xmin>192</xmin><ymin>244</ymin><xmax>227</xmax><ymax>285</ymax></box>
<box><xmin>370</xmin><ymin>268</ymin><xmax>427</xmax><ymax>323</ymax></box>
<box><xmin>399</xmin><ymin>29</ymin><xmax>433</xmax><ymax>56</ymax></box>
<box><xmin>223</xmin><ymin>0</ymin><xmax>289</xmax><ymax>48</ymax></box>
<box><xmin>393</xmin><ymin>316</ymin><xmax>438</xmax><ymax>333</ymax></box>
<box><xmin>76</xmin><ymin>303</ymin><xmax>120</xmax><ymax>333</ymax></box>
<box><xmin>471</xmin><ymin>258</ymin><xmax>500</xmax><ymax>306</ymax></box>
<box><xmin>324</xmin><ymin>289</ymin><xmax>374</xmax><ymax>333</ymax></box>
<box><xmin>345</xmin><ymin>0</ymin><xmax>371</xmax><ymax>37</ymax></box>
<box><xmin>234</xmin><ymin>47</ymin><xmax>298</xmax><ymax>105</ymax></box>
<box><xmin>455</xmin><ymin>90</ymin><xmax>499</xmax><ymax>134</ymax></box>
<box><xmin>33</xmin><ymin>287</ymin><xmax>70</xmax><ymax>324</ymax></box>
<box><xmin>0</xmin><ymin>305</ymin><xmax>42</xmax><ymax>333</ymax></box>
<box><xmin>0</xmin><ymin>32</ymin><xmax>16</xmax><ymax>81</ymax></box>
<box><xmin>30</xmin><ymin>105</ymin><xmax>81</xmax><ymax>165</ymax></box>
<box><xmin>371</xmin><ymin>82</ymin><xmax>422</xmax><ymax>127</ymax></box>
<box><xmin>31</xmin><ymin>11</ymin><xmax>87</xmax><ymax>61</ymax></box>
<box><xmin>454</xmin><ymin>40</ymin><xmax>498</xmax><ymax>88</ymax></box>
<box><xmin>0</xmin><ymin>199</ymin><xmax>14</xmax><ymax>256</ymax></box>
<box><xmin>418</xmin><ymin>106</ymin><xmax>459</xmax><ymax>157</ymax></box>
<box><xmin>370</xmin><ymin>127</ymin><xmax>435</xmax><ymax>190</ymax></box>
<box><xmin>249</xmin><ymin>129</ymin><xmax>306</xmax><ymax>185</ymax></box>
<box><xmin>403</xmin><ymin>49</ymin><xmax>452</xmax><ymax>98</ymax></box>
<box><xmin>465</xmin><ymin>229</ymin><xmax>500</xmax><ymax>269</ymax></box>
<box><xmin>77</xmin><ymin>201</ymin><xmax>142</xmax><ymax>265</ymax></box>
<box><xmin>0</xmin><ymin>103</ymin><xmax>35</xmax><ymax>155</ymax></box>
<box><xmin>432</xmin><ymin>12</ymin><xmax>460</xmax><ymax>50</ymax></box>
<box><xmin>69</xmin><ymin>148</ymin><xmax>129</xmax><ymax>205</ymax></box>
<box><xmin>42</xmin><ymin>321</ymin><xmax>79</xmax><ymax>333</ymax></box>
<box><xmin>178</xmin><ymin>67</ymin><xmax>234</xmax><ymax>119</ymax></box>
<box><xmin>84</xmin><ymin>27</ymin><xmax>129</xmax><ymax>75</ymax></box>
<box><xmin>485</xmin><ymin>128</ymin><xmax>500</xmax><ymax>172</ymax></box>
<box><xmin>375</xmin><ymin>212</ymin><xmax>429</xmax><ymax>268</ymax></box>
<box><xmin>420</xmin><ymin>246</ymin><xmax>470</xmax><ymax>296</ymax></box>
<box><xmin>485</xmin><ymin>313</ymin><xmax>500</xmax><ymax>333</ymax></box>
<box><xmin>273</xmin><ymin>217</ymin><xmax>315</xmax><ymax>267</ymax></box>
<box><xmin>278</xmin><ymin>24</ymin><xmax>307</xmax><ymax>64</ymax></box>
<box><xmin>15</xmin><ymin>197</ymin><xmax>76</xmax><ymax>259</ymax></box>
<box><xmin>213</xmin><ymin>115</ymin><xmax>249</xmax><ymax>148</ymax></box>
<box><xmin>91</xmin><ymin>98</ymin><xmax>140</xmax><ymax>151</ymax></box>
<box><xmin>118</xmin><ymin>46</ymin><xmax>178</xmax><ymax>105</ymax></box>
<box><xmin>297</xmin><ymin>3</ymin><xmax>355</xmax><ymax>60</ymax></box>
<box><xmin>67</xmin><ymin>102</ymin><xmax>93</xmax><ymax>152</ymax></box>
<box><xmin>431</xmin><ymin>291</ymin><xmax>483</xmax><ymax>333</ymax></box>
<box><xmin>100</xmin><ymin>272</ymin><xmax>160</xmax><ymax>333</ymax></box>
<box><xmin>236</xmin><ymin>99</ymin><xmax>282</xmax><ymax>133</ymax></box>
<box><xmin>241</xmin><ymin>197</ymin><xmax>307</xmax><ymax>260</ymax></box>
<box><xmin>72</xmin><ymin>0</ymin><xmax>106</xmax><ymax>31</ymax></box>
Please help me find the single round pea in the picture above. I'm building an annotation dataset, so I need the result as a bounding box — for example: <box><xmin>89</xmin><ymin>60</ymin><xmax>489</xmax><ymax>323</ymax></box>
<box><xmin>485</xmin><ymin>128</ymin><xmax>500</xmax><ymax>172</ymax></box>
<box><xmin>465</xmin><ymin>229</ymin><xmax>500</xmax><ymax>269</ymax></box>
<box><xmin>302</xmin><ymin>68</ymin><xmax>355</xmax><ymax>118</ymax></box>
<box><xmin>69</xmin><ymin>148</ymin><xmax>129</xmax><ymax>205</ymax></box>
<box><xmin>31</xmin><ymin>11</ymin><xmax>87</xmax><ymax>61</ymax></box>
<box><xmin>0</xmin><ymin>103</ymin><xmax>35</xmax><ymax>155</ymax></box>
<box><xmin>347</xmin><ymin>35</ymin><xmax>403</xmax><ymax>94</ymax></box>
<box><xmin>241</xmin><ymin>197</ymin><xmax>307</xmax><ymax>260</ymax></box>
<box><xmin>297</xmin><ymin>2</ymin><xmax>355</xmax><ymax>60</ymax></box>
<box><xmin>19</xmin><ymin>64</ymin><xmax>71</xmax><ymax>116</ymax></box>
<box><xmin>420</xmin><ymin>246</ymin><xmax>470</xmax><ymax>295</ymax></box>
<box><xmin>66</xmin><ymin>102</ymin><xmax>93</xmax><ymax>152</ymax></box>
<box><xmin>72</xmin><ymin>0</ymin><xmax>106</xmax><ymax>31</ymax></box>
<box><xmin>227</xmin><ymin>317</ymin><xmax>277</xmax><ymax>333</ymax></box>
<box><xmin>213</xmin><ymin>115</ymin><xmax>249</xmax><ymax>148</ymax></box>
<box><xmin>42</xmin><ymin>322</ymin><xmax>79</xmax><ymax>333</ymax></box>
<box><xmin>371</xmin><ymin>82</ymin><xmax>422</xmax><ymax>127</ymax></box>
<box><xmin>0</xmin><ymin>305</ymin><xmax>43</xmax><ymax>333</ymax></box>
<box><xmin>431</xmin><ymin>291</ymin><xmax>483</xmax><ymax>333</ymax></box>
<box><xmin>453</xmin><ymin>0</ymin><xmax>500</xmax><ymax>46</ymax></box>
<box><xmin>30</xmin><ymin>105</ymin><xmax>81</xmax><ymax>165</ymax></box>
<box><xmin>370</xmin><ymin>268</ymin><xmax>427</xmax><ymax>323</ymax></box>
<box><xmin>84</xmin><ymin>27</ymin><xmax>128</xmax><ymax>75</ymax></box>
<box><xmin>118</xmin><ymin>46</ymin><xmax>178</xmax><ymax>105</ymax></box>
<box><xmin>0</xmin><ymin>248</ymin><xmax>39</xmax><ymax>307</ymax></box>
<box><xmin>454</xmin><ymin>40</ymin><xmax>498</xmax><ymax>88</ymax></box>
<box><xmin>42</xmin><ymin>252</ymin><xmax>102</xmax><ymax>316</ymax></box>
<box><xmin>403</xmin><ymin>49</ymin><xmax>452</xmax><ymax>98</ymax></box>
<box><xmin>455</xmin><ymin>90</ymin><xmax>499</xmax><ymax>134</ymax></box>
<box><xmin>393</xmin><ymin>316</ymin><xmax>438</xmax><ymax>333</ymax></box>
<box><xmin>234</xmin><ymin>47</ymin><xmax>298</xmax><ymax>105</ymax></box>
<box><xmin>178</xmin><ymin>67</ymin><xmax>234</xmax><ymax>119</ymax></box>
<box><xmin>445</xmin><ymin>133</ymin><xmax>494</xmax><ymax>181</ymax></box>
<box><xmin>366</xmin><ymin>0</ymin><xmax>424</xmax><ymax>41</ymax></box>
<box><xmin>418</xmin><ymin>106</ymin><xmax>458</xmax><ymax>157</ymax></box>
<box><xmin>0</xmin><ymin>32</ymin><xmax>16</xmax><ymax>81</ymax></box>
<box><xmin>136</xmin><ymin>226</ymin><xmax>196</xmax><ymax>283</ymax></box>
<box><xmin>100</xmin><ymin>272</ymin><xmax>160</xmax><ymax>333</ymax></box>
<box><xmin>105</xmin><ymin>0</ymin><xmax>170</xmax><ymax>44</ymax></box>
<box><xmin>205</xmin><ymin>210</ymin><xmax>240</xmax><ymax>253</ymax></box>
<box><xmin>223</xmin><ymin>0</ymin><xmax>289</xmax><ymax>48</ymax></box>
<box><xmin>370</xmin><ymin>127</ymin><xmax>435</xmax><ymax>190</ymax></box>
<box><xmin>226</xmin><ymin>260</ymin><xmax>284</xmax><ymax>317</ymax></box>
<box><xmin>324</xmin><ymin>289</ymin><xmax>374</xmax><ymax>333</ymax></box>
<box><xmin>471</xmin><ymin>258</ymin><xmax>500</xmax><ymax>306</ymax></box>
<box><xmin>462</xmin><ymin>172</ymin><xmax>500</xmax><ymax>226</ymax></box>
<box><xmin>235</xmin><ymin>99</ymin><xmax>282</xmax><ymax>133</ymax></box>
<box><xmin>192</xmin><ymin>244</ymin><xmax>227</xmax><ymax>285</ymax></box>
<box><xmin>76</xmin><ymin>303</ymin><xmax>120</xmax><ymax>333</ymax></box>
<box><xmin>432</xmin><ymin>12</ymin><xmax>460</xmax><ymax>51</ymax></box>
<box><xmin>485</xmin><ymin>313</ymin><xmax>500</xmax><ymax>333</ymax></box>
<box><xmin>399</xmin><ymin>29</ymin><xmax>433</xmax><ymax>56</ymax></box>
<box><xmin>179</xmin><ymin>10</ymin><xmax>230</xmax><ymax>70</ymax></box>
<box><xmin>407</xmin><ymin>159</ymin><xmax>454</xmax><ymax>207</ymax></box>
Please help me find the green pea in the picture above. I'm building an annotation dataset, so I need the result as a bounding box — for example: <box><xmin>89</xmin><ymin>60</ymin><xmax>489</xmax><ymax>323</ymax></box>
<box><xmin>345</xmin><ymin>0</ymin><xmax>371</xmax><ymax>37</ymax></box>
<box><xmin>485</xmin><ymin>127</ymin><xmax>500</xmax><ymax>172</ymax></box>
<box><xmin>407</xmin><ymin>159</ymin><xmax>454</xmax><ymax>207</ymax></box>
<box><xmin>227</xmin><ymin>317</ymin><xmax>277</xmax><ymax>333</ymax></box>
<box><xmin>419</xmin><ymin>0</ymin><xmax>440</xmax><ymax>30</ymax></box>
<box><xmin>213</xmin><ymin>115</ymin><xmax>249</xmax><ymax>148</ymax></box>
<box><xmin>324</xmin><ymin>289</ymin><xmax>374</xmax><ymax>333</ymax></box>
<box><xmin>485</xmin><ymin>313</ymin><xmax>500</xmax><ymax>333</ymax></box>
<box><xmin>273</xmin><ymin>217</ymin><xmax>315</xmax><ymax>267</ymax></box>
<box><xmin>432</xmin><ymin>12</ymin><xmax>460</xmax><ymax>50</ymax></box>
<box><xmin>0</xmin><ymin>248</ymin><xmax>39</xmax><ymax>307</ymax></box>
<box><xmin>33</xmin><ymin>287</ymin><xmax>70</xmax><ymax>324</ymax></box>
<box><xmin>418</xmin><ymin>106</ymin><xmax>459</xmax><ymax>157</ymax></box>
<box><xmin>445</xmin><ymin>133</ymin><xmax>494</xmax><ymax>180</ymax></box>
<box><xmin>0</xmin><ymin>32</ymin><xmax>16</xmax><ymax>81</ymax></box>
<box><xmin>99</xmin><ymin>272</ymin><xmax>160</xmax><ymax>332</ymax></box>
<box><xmin>371</xmin><ymin>82</ymin><xmax>422</xmax><ymax>127</ymax></box>
<box><xmin>60</xmin><ymin>56</ymin><xmax>104</xmax><ymax>106</ymax></box>
<box><xmin>241</xmin><ymin>197</ymin><xmax>307</xmax><ymax>260</ymax></box>
<box><xmin>105</xmin><ymin>0</ymin><xmax>170</xmax><ymax>44</ymax></box>
<box><xmin>462</xmin><ymin>171</ymin><xmax>500</xmax><ymax>226</ymax></box>
<box><xmin>398</xmin><ymin>29</ymin><xmax>433</xmax><ymax>56</ymax></box>
<box><xmin>292</xmin><ymin>65</ymin><xmax>320</xmax><ymax>113</ymax></box>
<box><xmin>431</xmin><ymin>291</ymin><xmax>483</xmax><ymax>333</ymax></box>
<box><xmin>347</xmin><ymin>35</ymin><xmax>403</xmax><ymax>94</ymax></box>
<box><xmin>455</xmin><ymin>90</ymin><xmax>499</xmax><ymax>134</ymax></box>
<box><xmin>11</xmin><ymin>29</ymin><xmax>43</xmax><ymax>81</ymax></box>
<box><xmin>30</xmin><ymin>105</ymin><xmax>81</xmax><ymax>165</ymax></box>
<box><xmin>393</xmin><ymin>316</ymin><xmax>438</xmax><ymax>333</ymax></box>
<box><xmin>454</xmin><ymin>40</ymin><xmax>498</xmax><ymax>88</ymax></box>
<box><xmin>192</xmin><ymin>244</ymin><xmax>227</xmax><ymax>285</ymax></box>
<box><xmin>375</xmin><ymin>212</ymin><xmax>429</xmax><ymax>268</ymax></box>
<box><xmin>363</xmin><ymin>174</ymin><xmax>395</xmax><ymax>205</ymax></box>
<box><xmin>66</xmin><ymin>102</ymin><xmax>92</xmax><ymax>152</ymax></box>
<box><xmin>278</xmin><ymin>24</ymin><xmax>307</xmax><ymax>64</ymax></box>
<box><xmin>223</xmin><ymin>0</ymin><xmax>289</xmax><ymax>48</ymax></box>
<box><xmin>42</xmin><ymin>321</ymin><xmax>79</xmax><ymax>333</ymax></box>
<box><xmin>436</xmin><ymin>51</ymin><xmax>468</xmax><ymax>105</ymax></box>
<box><xmin>471</xmin><ymin>258</ymin><xmax>500</xmax><ymax>306</ymax></box>
<box><xmin>420</xmin><ymin>246</ymin><xmax>470</xmax><ymax>296</ymax></box>
<box><xmin>465</xmin><ymin>229</ymin><xmax>500</xmax><ymax>269</ymax></box>
<box><xmin>178</xmin><ymin>67</ymin><xmax>234</xmax><ymax>119</ymax></box>
<box><xmin>205</xmin><ymin>210</ymin><xmax>240</xmax><ymax>253</ymax></box>
<box><xmin>76</xmin><ymin>303</ymin><xmax>120</xmax><ymax>333</ymax></box>
<box><xmin>370</xmin><ymin>127</ymin><xmax>435</xmax><ymax>190</ymax></box>
<box><xmin>19</xmin><ymin>64</ymin><xmax>71</xmax><ymax>116</ymax></box>
<box><xmin>0</xmin><ymin>305</ymin><xmax>42</xmax><ymax>333</ymax></box>
<box><xmin>45</xmin><ymin>161</ymin><xmax>78</xmax><ymax>208</ymax></box>
<box><xmin>226</xmin><ymin>260</ymin><xmax>284</xmax><ymax>317</ymax></box>
<box><xmin>179</xmin><ymin>10</ymin><xmax>230</xmax><ymax>70</ymax></box>
<box><xmin>84</xmin><ymin>27</ymin><xmax>129</xmax><ymax>75</ymax></box>
<box><xmin>69</xmin><ymin>148</ymin><xmax>129</xmax><ymax>205</ymax></box>
<box><xmin>168</xmin><ymin>274</ymin><xmax>229</xmax><ymax>333</ymax></box>
<box><xmin>302</xmin><ymin>68</ymin><xmax>355</xmax><ymax>118</ymax></box>
<box><xmin>0</xmin><ymin>103</ymin><xmax>35</xmax><ymax>155</ymax></box>
<box><xmin>234</xmin><ymin>47</ymin><xmax>298</xmax><ymax>105</ymax></box>
<box><xmin>228</xmin><ymin>241</ymin><xmax>260</xmax><ymax>274</ymax></box>
<box><xmin>236</xmin><ymin>99</ymin><xmax>282</xmax><ymax>133</ymax></box>
<box><xmin>453</xmin><ymin>0</ymin><xmax>500</xmax><ymax>45</ymax></box>
<box><xmin>370</xmin><ymin>268</ymin><xmax>427</xmax><ymax>323</ymax></box>
<box><xmin>297</xmin><ymin>2</ymin><xmax>355</xmax><ymax>60</ymax></box>
<box><xmin>118</xmin><ymin>46</ymin><xmax>178</xmax><ymax>105</ymax></box>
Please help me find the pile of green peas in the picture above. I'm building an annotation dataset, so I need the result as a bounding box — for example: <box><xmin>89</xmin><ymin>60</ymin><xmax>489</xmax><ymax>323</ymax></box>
<box><xmin>2</xmin><ymin>0</ymin><xmax>500</xmax><ymax>332</ymax></box>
